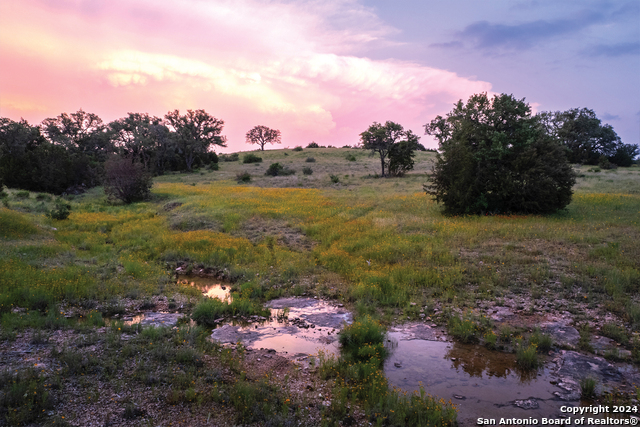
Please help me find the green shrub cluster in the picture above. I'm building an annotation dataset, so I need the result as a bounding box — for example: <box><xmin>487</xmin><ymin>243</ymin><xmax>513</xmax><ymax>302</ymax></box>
<box><xmin>242</xmin><ymin>153</ymin><xmax>262</xmax><ymax>164</ymax></box>
<box><xmin>265</xmin><ymin>162</ymin><xmax>295</xmax><ymax>176</ymax></box>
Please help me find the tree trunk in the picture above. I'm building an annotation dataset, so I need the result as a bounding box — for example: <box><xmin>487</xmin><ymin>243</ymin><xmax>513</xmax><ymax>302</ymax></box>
<box><xmin>380</xmin><ymin>153</ymin><xmax>386</xmax><ymax>177</ymax></box>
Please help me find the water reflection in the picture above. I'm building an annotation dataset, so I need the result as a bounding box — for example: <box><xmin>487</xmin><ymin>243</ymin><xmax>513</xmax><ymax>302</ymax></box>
<box><xmin>178</xmin><ymin>277</ymin><xmax>232</xmax><ymax>301</ymax></box>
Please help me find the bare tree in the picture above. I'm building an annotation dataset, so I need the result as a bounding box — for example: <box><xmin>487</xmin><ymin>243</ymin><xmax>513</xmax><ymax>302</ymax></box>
<box><xmin>245</xmin><ymin>125</ymin><xmax>281</xmax><ymax>151</ymax></box>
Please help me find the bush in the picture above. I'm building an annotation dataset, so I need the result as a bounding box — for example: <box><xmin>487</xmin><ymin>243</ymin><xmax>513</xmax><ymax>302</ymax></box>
<box><xmin>242</xmin><ymin>153</ymin><xmax>263</xmax><ymax>164</ymax></box>
<box><xmin>339</xmin><ymin>316</ymin><xmax>387</xmax><ymax>363</ymax></box>
<box><xmin>345</xmin><ymin>154</ymin><xmax>356</xmax><ymax>161</ymax></box>
<box><xmin>329</xmin><ymin>174</ymin><xmax>340</xmax><ymax>183</ymax></box>
<box><xmin>302</xmin><ymin>166</ymin><xmax>313</xmax><ymax>175</ymax></box>
<box><xmin>516</xmin><ymin>344</ymin><xmax>539</xmax><ymax>370</ymax></box>
<box><xmin>236</xmin><ymin>171</ymin><xmax>251</xmax><ymax>183</ymax></box>
<box><xmin>265</xmin><ymin>163</ymin><xmax>295</xmax><ymax>176</ymax></box>
<box><xmin>220</xmin><ymin>153</ymin><xmax>239</xmax><ymax>162</ymax></box>
<box><xmin>104</xmin><ymin>156</ymin><xmax>153</xmax><ymax>204</ymax></box>
<box><xmin>207</xmin><ymin>162</ymin><xmax>219</xmax><ymax>171</ymax></box>
<box><xmin>15</xmin><ymin>190</ymin><xmax>30</xmax><ymax>199</ymax></box>
<box><xmin>425</xmin><ymin>93</ymin><xmax>576</xmax><ymax>215</ymax></box>
<box><xmin>293</xmin><ymin>146</ymin><xmax>303</xmax><ymax>152</ymax></box>
<box><xmin>46</xmin><ymin>199</ymin><xmax>71</xmax><ymax>220</ymax></box>
<box><xmin>305</xmin><ymin>157</ymin><xmax>316</xmax><ymax>163</ymax></box>
<box><xmin>306</xmin><ymin>142</ymin><xmax>320</xmax><ymax>148</ymax></box>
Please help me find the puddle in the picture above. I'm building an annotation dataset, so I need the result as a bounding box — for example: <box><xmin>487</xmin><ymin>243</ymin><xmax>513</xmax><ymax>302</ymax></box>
<box><xmin>385</xmin><ymin>324</ymin><xmax>636</xmax><ymax>427</ymax></box>
<box><xmin>106</xmin><ymin>312</ymin><xmax>186</xmax><ymax>328</ymax></box>
<box><xmin>178</xmin><ymin>277</ymin><xmax>232</xmax><ymax>301</ymax></box>
<box><xmin>210</xmin><ymin>297</ymin><xmax>352</xmax><ymax>359</ymax></box>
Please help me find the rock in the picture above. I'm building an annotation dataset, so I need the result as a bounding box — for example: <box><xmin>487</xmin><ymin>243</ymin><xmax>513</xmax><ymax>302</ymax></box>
<box><xmin>513</xmin><ymin>399</ymin><xmax>539</xmax><ymax>410</ymax></box>
<box><xmin>453</xmin><ymin>394</ymin><xmax>466</xmax><ymax>400</ymax></box>
<box><xmin>394</xmin><ymin>362</ymin><xmax>402</xmax><ymax>368</ymax></box>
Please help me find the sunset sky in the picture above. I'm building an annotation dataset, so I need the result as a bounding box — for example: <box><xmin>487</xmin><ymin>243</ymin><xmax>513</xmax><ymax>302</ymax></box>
<box><xmin>1</xmin><ymin>0</ymin><xmax>638</xmax><ymax>151</ymax></box>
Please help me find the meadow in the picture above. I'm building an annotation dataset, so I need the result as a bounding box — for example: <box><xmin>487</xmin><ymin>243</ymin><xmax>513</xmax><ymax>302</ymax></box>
<box><xmin>1</xmin><ymin>147</ymin><xmax>639</xmax><ymax>426</ymax></box>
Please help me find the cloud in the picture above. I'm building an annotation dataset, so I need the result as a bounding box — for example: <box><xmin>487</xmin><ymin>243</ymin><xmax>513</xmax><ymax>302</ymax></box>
<box><xmin>454</xmin><ymin>13</ymin><xmax>602</xmax><ymax>51</ymax></box>
<box><xmin>601</xmin><ymin>113</ymin><xmax>621</xmax><ymax>121</ymax></box>
<box><xmin>0</xmin><ymin>0</ymin><xmax>492</xmax><ymax>149</ymax></box>
<box><xmin>582</xmin><ymin>42</ymin><xmax>640</xmax><ymax>57</ymax></box>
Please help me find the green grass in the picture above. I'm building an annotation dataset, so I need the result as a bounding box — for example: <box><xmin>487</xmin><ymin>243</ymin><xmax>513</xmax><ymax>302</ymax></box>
<box><xmin>1</xmin><ymin>150</ymin><xmax>639</xmax><ymax>425</ymax></box>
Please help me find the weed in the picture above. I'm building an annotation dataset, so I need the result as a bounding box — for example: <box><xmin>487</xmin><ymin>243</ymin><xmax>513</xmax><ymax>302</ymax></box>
<box><xmin>15</xmin><ymin>190</ymin><xmax>30</xmax><ymax>199</ymax></box>
<box><xmin>484</xmin><ymin>330</ymin><xmax>498</xmax><ymax>349</ymax></box>
<box><xmin>236</xmin><ymin>171</ymin><xmax>251</xmax><ymax>183</ymax></box>
<box><xmin>302</xmin><ymin>166</ymin><xmax>313</xmax><ymax>175</ymax></box>
<box><xmin>600</xmin><ymin>323</ymin><xmax>629</xmax><ymax>345</ymax></box>
<box><xmin>305</xmin><ymin>157</ymin><xmax>316</xmax><ymax>163</ymax></box>
<box><xmin>529</xmin><ymin>329</ymin><xmax>553</xmax><ymax>353</ymax></box>
<box><xmin>578</xmin><ymin>325</ymin><xmax>594</xmax><ymax>352</ymax></box>
<box><xmin>345</xmin><ymin>154</ymin><xmax>356</xmax><ymax>161</ymax></box>
<box><xmin>0</xmin><ymin>368</ymin><xmax>55</xmax><ymax>425</ymax></box>
<box><xmin>339</xmin><ymin>316</ymin><xmax>387</xmax><ymax>364</ymax></box>
<box><xmin>330</xmin><ymin>174</ymin><xmax>340</xmax><ymax>183</ymax></box>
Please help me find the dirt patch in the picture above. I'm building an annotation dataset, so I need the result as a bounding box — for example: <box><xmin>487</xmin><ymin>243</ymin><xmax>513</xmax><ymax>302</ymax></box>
<box><xmin>233</xmin><ymin>216</ymin><xmax>314</xmax><ymax>251</ymax></box>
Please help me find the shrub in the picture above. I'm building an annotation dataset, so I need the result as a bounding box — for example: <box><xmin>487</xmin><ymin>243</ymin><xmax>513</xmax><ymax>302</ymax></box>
<box><xmin>207</xmin><ymin>162</ymin><xmax>219</xmax><ymax>171</ymax></box>
<box><xmin>236</xmin><ymin>171</ymin><xmax>251</xmax><ymax>183</ymax></box>
<box><xmin>103</xmin><ymin>156</ymin><xmax>153</xmax><ymax>204</ymax></box>
<box><xmin>46</xmin><ymin>199</ymin><xmax>71</xmax><ymax>220</ymax></box>
<box><xmin>265</xmin><ymin>163</ymin><xmax>295</xmax><ymax>176</ymax></box>
<box><xmin>425</xmin><ymin>93</ymin><xmax>576</xmax><ymax>215</ymax></box>
<box><xmin>302</xmin><ymin>166</ymin><xmax>313</xmax><ymax>175</ymax></box>
<box><xmin>15</xmin><ymin>190</ymin><xmax>30</xmax><ymax>199</ymax></box>
<box><xmin>329</xmin><ymin>174</ymin><xmax>340</xmax><ymax>183</ymax></box>
<box><xmin>220</xmin><ymin>153</ymin><xmax>239</xmax><ymax>162</ymax></box>
<box><xmin>305</xmin><ymin>157</ymin><xmax>316</xmax><ymax>163</ymax></box>
<box><xmin>345</xmin><ymin>154</ymin><xmax>356</xmax><ymax>161</ymax></box>
<box><xmin>242</xmin><ymin>153</ymin><xmax>263</xmax><ymax>164</ymax></box>
<box><xmin>35</xmin><ymin>193</ymin><xmax>52</xmax><ymax>201</ymax></box>
<box><xmin>292</xmin><ymin>146</ymin><xmax>303</xmax><ymax>152</ymax></box>
<box><xmin>306</xmin><ymin>142</ymin><xmax>319</xmax><ymax>148</ymax></box>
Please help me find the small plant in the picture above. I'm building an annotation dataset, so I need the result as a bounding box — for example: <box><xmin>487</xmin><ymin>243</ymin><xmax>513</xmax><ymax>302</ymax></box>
<box><xmin>265</xmin><ymin>163</ymin><xmax>295</xmax><ymax>176</ymax></box>
<box><xmin>305</xmin><ymin>157</ymin><xmax>316</xmax><ymax>162</ymax></box>
<box><xmin>578</xmin><ymin>325</ymin><xmax>594</xmax><ymax>352</ymax></box>
<box><xmin>345</xmin><ymin>154</ymin><xmax>356</xmax><ymax>161</ymax></box>
<box><xmin>516</xmin><ymin>344</ymin><xmax>539</xmax><ymax>370</ymax></box>
<box><xmin>339</xmin><ymin>316</ymin><xmax>387</xmax><ymax>364</ymax></box>
<box><xmin>484</xmin><ymin>331</ymin><xmax>498</xmax><ymax>349</ymax></box>
<box><xmin>448</xmin><ymin>314</ymin><xmax>478</xmax><ymax>343</ymax></box>
<box><xmin>302</xmin><ymin>166</ymin><xmax>313</xmax><ymax>175</ymax></box>
<box><xmin>242</xmin><ymin>153</ymin><xmax>263</xmax><ymax>164</ymax></box>
<box><xmin>236</xmin><ymin>172</ymin><xmax>251</xmax><ymax>183</ymax></box>
<box><xmin>35</xmin><ymin>193</ymin><xmax>52</xmax><ymax>201</ymax></box>
<box><xmin>306</xmin><ymin>142</ymin><xmax>319</xmax><ymax>148</ymax></box>
<box><xmin>207</xmin><ymin>162</ymin><xmax>219</xmax><ymax>171</ymax></box>
<box><xmin>580</xmin><ymin>377</ymin><xmax>597</xmax><ymax>399</ymax></box>
<box><xmin>529</xmin><ymin>329</ymin><xmax>553</xmax><ymax>353</ymax></box>
<box><xmin>15</xmin><ymin>190</ymin><xmax>30</xmax><ymax>199</ymax></box>
<box><xmin>600</xmin><ymin>323</ymin><xmax>629</xmax><ymax>345</ymax></box>
<box><xmin>293</xmin><ymin>146</ymin><xmax>303</xmax><ymax>152</ymax></box>
<box><xmin>46</xmin><ymin>199</ymin><xmax>71</xmax><ymax>220</ymax></box>
<box><xmin>330</xmin><ymin>174</ymin><xmax>340</xmax><ymax>183</ymax></box>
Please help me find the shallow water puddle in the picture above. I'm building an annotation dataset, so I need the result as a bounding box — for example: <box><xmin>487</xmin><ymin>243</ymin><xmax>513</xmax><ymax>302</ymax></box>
<box><xmin>107</xmin><ymin>312</ymin><xmax>186</xmax><ymax>327</ymax></box>
<box><xmin>210</xmin><ymin>297</ymin><xmax>352</xmax><ymax>359</ymax></box>
<box><xmin>178</xmin><ymin>277</ymin><xmax>232</xmax><ymax>301</ymax></box>
<box><xmin>385</xmin><ymin>324</ymin><xmax>632</xmax><ymax>426</ymax></box>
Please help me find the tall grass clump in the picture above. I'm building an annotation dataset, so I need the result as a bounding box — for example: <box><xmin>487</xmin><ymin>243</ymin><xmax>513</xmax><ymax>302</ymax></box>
<box><xmin>529</xmin><ymin>329</ymin><xmax>554</xmax><ymax>352</ymax></box>
<box><xmin>191</xmin><ymin>297</ymin><xmax>269</xmax><ymax>326</ymax></box>
<box><xmin>580</xmin><ymin>377</ymin><xmax>597</xmax><ymax>399</ymax></box>
<box><xmin>0</xmin><ymin>368</ymin><xmax>55</xmax><ymax>425</ymax></box>
<box><xmin>516</xmin><ymin>344</ymin><xmax>539</xmax><ymax>370</ymax></box>
<box><xmin>338</xmin><ymin>316</ymin><xmax>387</xmax><ymax>364</ymax></box>
<box><xmin>0</xmin><ymin>208</ymin><xmax>39</xmax><ymax>239</ymax></box>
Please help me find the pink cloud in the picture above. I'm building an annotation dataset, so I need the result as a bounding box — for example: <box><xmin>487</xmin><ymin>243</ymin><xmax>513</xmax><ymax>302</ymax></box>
<box><xmin>0</xmin><ymin>0</ymin><xmax>492</xmax><ymax>150</ymax></box>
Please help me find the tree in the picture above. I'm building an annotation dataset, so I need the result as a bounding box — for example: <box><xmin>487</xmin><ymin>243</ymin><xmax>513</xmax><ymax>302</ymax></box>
<box><xmin>109</xmin><ymin>113</ymin><xmax>162</xmax><ymax>170</ymax></box>
<box><xmin>103</xmin><ymin>155</ymin><xmax>153</xmax><ymax>203</ymax></box>
<box><xmin>547</xmin><ymin>108</ymin><xmax>620</xmax><ymax>165</ymax></box>
<box><xmin>359</xmin><ymin>121</ymin><xmax>419</xmax><ymax>177</ymax></box>
<box><xmin>387</xmin><ymin>132</ymin><xmax>420</xmax><ymax>177</ymax></box>
<box><xmin>425</xmin><ymin>93</ymin><xmax>576</xmax><ymax>215</ymax></box>
<box><xmin>41</xmin><ymin>109</ymin><xmax>113</xmax><ymax>160</ymax></box>
<box><xmin>245</xmin><ymin>125</ymin><xmax>281</xmax><ymax>151</ymax></box>
<box><xmin>164</xmin><ymin>109</ymin><xmax>226</xmax><ymax>172</ymax></box>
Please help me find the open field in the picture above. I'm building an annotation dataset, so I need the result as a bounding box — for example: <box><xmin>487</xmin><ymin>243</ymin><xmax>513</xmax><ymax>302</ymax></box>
<box><xmin>1</xmin><ymin>148</ymin><xmax>640</xmax><ymax>426</ymax></box>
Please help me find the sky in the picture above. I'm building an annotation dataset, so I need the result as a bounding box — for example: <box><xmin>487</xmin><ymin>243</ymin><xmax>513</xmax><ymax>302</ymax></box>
<box><xmin>0</xmin><ymin>0</ymin><xmax>638</xmax><ymax>151</ymax></box>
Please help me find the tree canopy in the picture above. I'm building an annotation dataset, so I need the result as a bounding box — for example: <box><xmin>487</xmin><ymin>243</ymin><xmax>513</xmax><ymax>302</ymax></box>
<box><xmin>164</xmin><ymin>109</ymin><xmax>226</xmax><ymax>172</ymax></box>
<box><xmin>359</xmin><ymin>121</ymin><xmax>420</xmax><ymax>177</ymax></box>
<box><xmin>245</xmin><ymin>125</ymin><xmax>281</xmax><ymax>151</ymax></box>
<box><xmin>425</xmin><ymin>93</ymin><xmax>576</xmax><ymax>215</ymax></box>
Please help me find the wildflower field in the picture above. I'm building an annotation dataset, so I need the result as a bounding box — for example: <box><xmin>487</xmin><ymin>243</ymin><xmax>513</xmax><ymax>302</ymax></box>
<box><xmin>1</xmin><ymin>148</ymin><xmax>639</xmax><ymax>426</ymax></box>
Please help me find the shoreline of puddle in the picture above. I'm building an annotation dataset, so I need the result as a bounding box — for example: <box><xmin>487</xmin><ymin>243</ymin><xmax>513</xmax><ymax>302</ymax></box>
<box><xmin>105</xmin><ymin>277</ymin><xmax>640</xmax><ymax>425</ymax></box>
